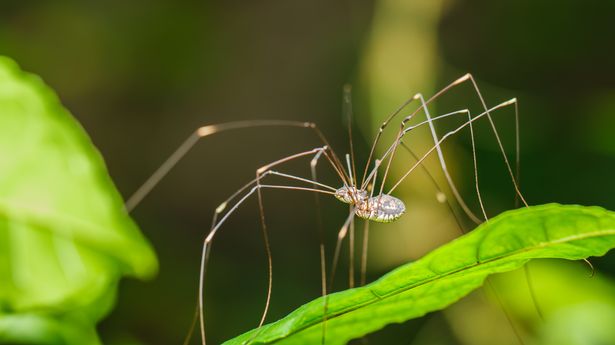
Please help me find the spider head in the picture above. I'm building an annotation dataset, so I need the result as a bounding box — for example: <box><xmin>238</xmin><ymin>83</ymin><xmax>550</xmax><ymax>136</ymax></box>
<box><xmin>334</xmin><ymin>186</ymin><xmax>368</xmax><ymax>205</ymax></box>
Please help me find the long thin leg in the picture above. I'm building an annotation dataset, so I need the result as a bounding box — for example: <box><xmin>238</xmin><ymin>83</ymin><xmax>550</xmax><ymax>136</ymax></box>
<box><xmin>349</xmin><ymin>208</ymin><xmax>355</xmax><ymax>288</ymax></box>
<box><xmin>359</xmin><ymin>160</ymin><xmax>380</xmax><ymax>287</ymax></box>
<box><xmin>425</xmin><ymin>90</ymin><xmax>530</xmax><ymax>345</ymax></box>
<box><xmin>343</xmin><ymin>85</ymin><xmax>358</xmax><ymax>292</ymax></box>
<box><xmin>253</xmin><ymin>147</ymin><xmax>338</xmax><ymax>341</ymax></box>
<box><xmin>254</xmin><ymin>176</ymin><xmax>272</xmax><ymax>338</ymax></box>
<box><xmin>182</xmin><ymin>303</ymin><xmax>200</xmax><ymax>345</ymax></box>
<box><xmin>514</xmin><ymin>100</ymin><xmax>521</xmax><ymax>209</ymax></box>
<box><xmin>252</xmin><ymin>144</ymin><xmax>345</xmax><ymax>340</ymax></box>
<box><xmin>198</xmin><ymin>148</ymin><xmax>339</xmax><ymax>345</ymax></box>
<box><xmin>251</xmin><ymin>147</ymin><xmax>341</xmax><ymax>334</ymax></box>
<box><xmin>310</xmin><ymin>150</ymin><xmax>329</xmax><ymax>345</ymax></box>
<box><xmin>125</xmin><ymin>120</ymin><xmax>350</xmax><ymax>212</ymax></box>
<box><xmin>400</xmin><ymin>117</ymin><xmax>529</xmax><ymax>344</ymax></box>
<box><xmin>201</xmin><ymin>169</ymin><xmax>337</xmax><ymax>229</ymax></box>
<box><xmin>195</xmin><ymin>170</ymin><xmax>336</xmax><ymax>344</ymax></box>
<box><xmin>465</xmin><ymin>75</ymin><xmax>528</xmax><ymax>208</ymax></box>
<box><xmin>510</xmin><ymin>101</ymin><xmax>546</xmax><ymax>320</ymax></box>
<box><xmin>388</xmin><ymin>99</ymin><xmax>518</xmax><ymax>194</ymax></box>
<box><xmin>344</xmin><ymin>154</ymin><xmax>356</xmax><ymax>289</ymax></box>
<box><xmin>430</xmin><ymin>90</ymin><xmax>532</xmax><ymax>343</ymax></box>
<box><xmin>360</xmin><ymin>220</ymin><xmax>370</xmax><ymax>286</ymax></box>
<box><xmin>328</xmin><ymin>211</ymin><xmax>356</xmax><ymax>292</ymax></box>
<box><xmin>363</xmin><ymin>78</ymin><xmax>530</xmax><ymax>344</ymax></box>
<box><xmin>399</xmin><ymin>143</ymin><xmax>466</xmax><ymax>234</ymax></box>
<box><xmin>511</xmin><ymin>101</ymin><xmax>545</xmax><ymax>319</ymax></box>
<box><xmin>360</xmin><ymin>93</ymin><xmax>421</xmax><ymax>187</ymax></box>
<box><xmin>344</xmin><ymin>85</ymin><xmax>358</xmax><ymax>185</ymax></box>
<box><xmin>198</xmin><ymin>184</ymin><xmax>335</xmax><ymax>345</ymax></box>
<box><xmin>414</xmin><ymin>93</ymin><xmax>485</xmax><ymax>223</ymax></box>
<box><xmin>370</xmin><ymin>104</ymin><xmax>466</xmax><ymax>207</ymax></box>
<box><xmin>377</xmin><ymin>74</ymin><xmax>528</xmax><ymax>208</ymax></box>
<box><xmin>360</xmin><ymin>109</ymin><xmax>471</xmax><ymax>191</ymax></box>
<box><xmin>139</xmin><ymin>124</ymin><xmax>333</xmax><ymax>345</ymax></box>
<box><xmin>359</xmin><ymin>108</ymin><xmax>471</xmax><ymax>223</ymax></box>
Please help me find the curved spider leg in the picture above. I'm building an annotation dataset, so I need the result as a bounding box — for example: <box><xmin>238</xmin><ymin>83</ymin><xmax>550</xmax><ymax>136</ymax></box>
<box><xmin>200</xmin><ymin>184</ymin><xmax>335</xmax><ymax>344</ymax></box>
<box><xmin>328</xmin><ymin>210</ymin><xmax>356</xmax><ymax>292</ymax></box>
<box><xmin>462</xmin><ymin>74</ymin><xmax>528</xmax><ymax>208</ymax></box>
<box><xmin>349</xmin><ymin>206</ymin><xmax>355</xmax><ymax>288</ymax></box>
<box><xmin>399</xmin><ymin>143</ymin><xmax>466</xmax><ymax>233</ymax></box>
<box><xmin>343</xmin><ymin>86</ymin><xmax>360</xmax><ymax>291</ymax></box>
<box><xmin>360</xmin><ymin>109</ymin><xmax>471</xmax><ymax>191</ymax></box>
<box><xmin>360</xmin><ymin>92</ymin><xmax>422</xmax><ymax>188</ymax></box>
<box><xmin>460</xmin><ymin>83</ymin><xmax>545</xmax><ymax>321</ymax></box>
<box><xmin>187</xmin><ymin>171</ymin><xmax>334</xmax><ymax>345</ymax></box>
<box><xmin>125</xmin><ymin>120</ymin><xmax>350</xmax><ymax>212</ymax></box>
<box><xmin>397</xmin><ymin>74</ymin><xmax>527</xmax><ymax>206</ymax></box>
<box><xmin>186</xmin><ymin>181</ymin><xmax>334</xmax><ymax>345</ymax></box>
<box><xmin>414</xmin><ymin>93</ymin><xmax>484</xmax><ymax>223</ymax></box>
<box><xmin>344</xmin><ymin>154</ymin><xmax>356</xmax><ymax>288</ymax></box>
<box><xmin>198</xmin><ymin>147</ymin><xmax>339</xmax><ymax>345</ymax></box>
<box><xmin>359</xmin><ymin>220</ymin><xmax>370</xmax><ymax>287</ymax></box>
<box><xmin>309</xmin><ymin>149</ymin><xmax>329</xmax><ymax>345</ymax></box>
<box><xmin>359</xmin><ymin>159</ymin><xmax>380</xmax><ymax>287</ymax></box>
<box><xmin>388</xmin><ymin>98</ymin><xmax>518</xmax><ymax>194</ymax></box>
<box><xmin>343</xmin><ymin>85</ymin><xmax>358</xmax><ymax>186</ymax></box>
<box><xmin>403</xmin><ymin>93</ymin><xmax>541</xmax><ymax>331</ymax></box>
<box><xmin>252</xmin><ymin>145</ymin><xmax>351</xmax><ymax>338</ymax></box>
<box><xmin>377</xmin><ymin>74</ymin><xmax>527</xmax><ymax>213</ymax></box>
<box><xmin>387</xmin><ymin>100</ymin><xmax>530</xmax><ymax>345</ymax></box>
<box><xmin>414</xmin><ymin>92</ymin><xmax>544</xmax><ymax>326</ymax></box>
<box><xmin>252</xmin><ymin>146</ymin><xmax>343</xmax><ymax>339</ymax></box>
<box><xmin>136</xmin><ymin>122</ymin><xmax>332</xmax><ymax>345</ymax></box>
<box><xmin>356</xmin><ymin>140</ymin><xmax>470</xmax><ymax>289</ymax></box>
<box><xmin>398</xmin><ymin>141</ymin><xmax>530</xmax><ymax>344</ymax></box>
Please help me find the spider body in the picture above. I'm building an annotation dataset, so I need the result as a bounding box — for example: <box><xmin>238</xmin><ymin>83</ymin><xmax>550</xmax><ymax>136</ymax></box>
<box><xmin>356</xmin><ymin>194</ymin><xmax>405</xmax><ymax>223</ymax></box>
<box><xmin>334</xmin><ymin>186</ymin><xmax>406</xmax><ymax>223</ymax></box>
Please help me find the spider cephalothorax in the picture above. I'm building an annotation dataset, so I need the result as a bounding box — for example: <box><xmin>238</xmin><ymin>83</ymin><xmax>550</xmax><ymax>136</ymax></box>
<box><xmin>334</xmin><ymin>186</ymin><xmax>368</xmax><ymax>204</ymax></box>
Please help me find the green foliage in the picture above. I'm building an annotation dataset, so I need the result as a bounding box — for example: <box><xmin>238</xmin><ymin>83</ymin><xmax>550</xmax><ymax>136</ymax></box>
<box><xmin>0</xmin><ymin>56</ymin><xmax>157</xmax><ymax>344</ymax></box>
<box><xmin>225</xmin><ymin>204</ymin><xmax>615</xmax><ymax>344</ymax></box>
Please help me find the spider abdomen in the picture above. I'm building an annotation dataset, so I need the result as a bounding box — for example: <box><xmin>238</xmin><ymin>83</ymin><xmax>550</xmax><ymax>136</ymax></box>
<box><xmin>355</xmin><ymin>194</ymin><xmax>405</xmax><ymax>223</ymax></box>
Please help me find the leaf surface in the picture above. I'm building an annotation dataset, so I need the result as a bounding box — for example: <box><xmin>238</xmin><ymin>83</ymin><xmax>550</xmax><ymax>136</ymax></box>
<box><xmin>0</xmin><ymin>56</ymin><xmax>157</xmax><ymax>344</ymax></box>
<box><xmin>225</xmin><ymin>204</ymin><xmax>615</xmax><ymax>345</ymax></box>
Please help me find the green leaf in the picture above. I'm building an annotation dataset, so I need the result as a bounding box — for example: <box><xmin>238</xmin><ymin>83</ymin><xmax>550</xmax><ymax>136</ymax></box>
<box><xmin>0</xmin><ymin>313</ymin><xmax>101</xmax><ymax>345</ymax></box>
<box><xmin>0</xmin><ymin>56</ymin><xmax>157</xmax><ymax>344</ymax></box>
<box><xmin>225</xmin><ymin>204</ymin><xmax>615</xmax><ymax>344</ymax></box>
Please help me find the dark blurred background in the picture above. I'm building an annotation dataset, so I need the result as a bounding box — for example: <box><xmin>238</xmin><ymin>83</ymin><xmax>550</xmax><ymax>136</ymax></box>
<box><xmin>1</xmin><ymin>1</ymin><xmax>615</xmax><ymax>344</ymax></box>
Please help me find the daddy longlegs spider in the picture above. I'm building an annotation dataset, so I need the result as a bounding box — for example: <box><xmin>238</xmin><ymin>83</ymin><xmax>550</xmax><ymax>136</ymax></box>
<box><xmin>125</xmin><ymin>73</ymin><xmax>538</xmax><ymax>344</ymax></box>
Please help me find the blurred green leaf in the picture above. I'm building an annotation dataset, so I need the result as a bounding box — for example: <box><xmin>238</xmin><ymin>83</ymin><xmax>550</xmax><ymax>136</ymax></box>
<box><xmin>444</xmin><ymin>260</ymin><xmax>615</xmax><ymax>345</ymax></box>
<box><xmin>0</xmin><ymin>313</ymin><xmax>100</xmax><ymax>345</ymax></box>
<box><xmin>497</xmin><ymin>260</ymin><xmax>615</xmax><ymax>322</ymax></box>
<box><xmin>539</xmin><ymin>302</ymin><xmax>615</xmax><ymax>345</ymax></box>
<box><xmin>225</xmin><ymin>204</ymin><xmax>615</xmax><ymax>345</ymax></box>
<box><xmin>0</xmin><ymin>56</ymin><xmax>157</xmax><ymax>344</ymax></box>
